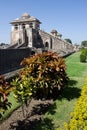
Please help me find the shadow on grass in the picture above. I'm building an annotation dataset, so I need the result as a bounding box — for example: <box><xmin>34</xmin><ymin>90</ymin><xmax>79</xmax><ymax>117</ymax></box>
<box><xmin>58</xmin><ymin>79</ymin><xmax>81</xmax><ymax>101</ymax></box>
<box><xmin>35</xmin><ymin>118</ymin><xmax>55</xmax><ymax>130</ymax></box>
<box><xmin>68</xmin><ymin>79</ymin><xmax>78</xmax><ymax>86</ymax></box>
<box><xmin>46</xmin><ymin>102</ymin><xmax>56</xmax><ymax>115</ymax></box>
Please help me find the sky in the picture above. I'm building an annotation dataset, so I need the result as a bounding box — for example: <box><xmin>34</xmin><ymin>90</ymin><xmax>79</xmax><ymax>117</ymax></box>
<box><xmin>0</xmin><ymin>0</ymin><xmax>87</xmax><ymax>45</ymax></box>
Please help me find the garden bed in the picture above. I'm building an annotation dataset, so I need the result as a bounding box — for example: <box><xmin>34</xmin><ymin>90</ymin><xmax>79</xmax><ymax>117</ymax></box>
<box><xmin>0</xmin><ymin>99</ymin><xmax>53</xmax><ymax>130</ymax></box>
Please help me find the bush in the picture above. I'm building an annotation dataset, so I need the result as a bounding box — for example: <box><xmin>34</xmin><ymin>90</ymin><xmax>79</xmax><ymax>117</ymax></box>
<box><xmin>64</xmin><ymin>77</ymin><xmax>87</xmax><ymax>130</ymax></box>
<box><xmin>11</xmin><ymin>76</ymin><xmax>36</xmax><ymax>105</ymax></box>
<box><xmin>80</xmin><ymin>54</ymin><xmax>86</xmax><ymax>62</ymax></box>
<box><xmin>82</xmin><ymin>48</ymin><xmax>87</xmax><ymax>55</ymax></box>
<box><xmin>80</xmin><ymin>48</ymin><xmax>87</xmax><ymax>62</ymax></box>
<box><xmin>13</xmin><ymin>52</ymin><xmax>68</xmax><ymax>100</ymax></box>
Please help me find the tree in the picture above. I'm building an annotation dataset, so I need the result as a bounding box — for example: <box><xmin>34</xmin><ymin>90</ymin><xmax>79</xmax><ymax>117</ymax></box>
<box><xmin>0</xmin><ymin>43</ymin><xmax>6</xmax><ymax>46</ymax></box>
<box><xmin>81</xmin><ymin>40</ymin><xmax>87</xmax><ymax>47</ymax></box>
<box><xmin>64</xmin><ymin>39</ymin><xmax>72</xmax><ymax>44</ymax></box>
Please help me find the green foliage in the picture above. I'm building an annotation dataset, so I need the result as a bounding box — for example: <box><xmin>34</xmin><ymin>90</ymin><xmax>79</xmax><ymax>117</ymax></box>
<box><xmin>20</xmin><ymin>52</ymin><xmax>68</xmax><ymax>99</ymax></box>
<box><xmin>11</xmin><ymin>76</ymin><xmax>35</xmax><ymax>104</ymax></box>
<box><xmin>81</xmin><ymin>48</ymin><xmax>87</xmax><ymax>55</ymax></box>
<box><xmin>0</xmin><ymin>75</ymin><xmax>12</xmax><ymax>118</ymax></box>
<box><xmin>64</xmin><ymin>39</ymin><xmax>72</xmax><ymax>44</ymax></box>
<box><xmin>80</xmin><ymin>54</ymin><xmax>86</xmax><ymax>62</ymax></box>
<box><xmin>11</xmin><ymin>76</ymin><xmax>36</xmax><ymax>117</ymax></box>
<box><xmin>81</xmin><ymin>40</ymin><xmax>87</xmax><ymax>47</ymax></box>
<box><xmin>64</xmin><ymin>77</ymin><xmax>87</xmax><ymax>130</ymax></box>
<box><xmin>80</xmin><ymin>48</ymin><xmax>87</xmax><ymax>62</ymax></box>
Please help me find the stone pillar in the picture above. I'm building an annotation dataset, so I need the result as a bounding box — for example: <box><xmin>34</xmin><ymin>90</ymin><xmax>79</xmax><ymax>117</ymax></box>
<box><xmin>33</xmin><ymin>22</ymin><xmax>36</xmax><ymax>29</ymax></box>
<box><xmin>49</xmin><ymin>38</ymin><xmax>53</xmax><ymax>49</ymax></box>
<box><xmin>26</xmin><ymin>24</ymin><xmax>29</xmax><ymax>29</ymax></box>
<box><xmin>27</xmin><ymin>27</ymin><xmax>33</xmax><ymax>48</ymax></box>
<box><xmin>19</xmin><ymin>24</ymin><xmax>22</xmax><ymax>30</ymax></box>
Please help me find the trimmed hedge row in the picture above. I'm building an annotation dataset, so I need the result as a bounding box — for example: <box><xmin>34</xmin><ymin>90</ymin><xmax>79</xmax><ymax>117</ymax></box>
<box><xmin>64</xmin><ymin>77</ymin><xmax>87</xmax><ymax>130</ymax></box>
<box><xmin>80</xmin><ymin>48</ymin><xmax>87</xmax><ymax>62</ymax></box>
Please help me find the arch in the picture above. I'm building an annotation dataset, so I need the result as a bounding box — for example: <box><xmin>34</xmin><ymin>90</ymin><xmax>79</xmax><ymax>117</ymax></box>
<box><xmin>31</xmin><ymin>51</ymin><xmax>35</xmax><ymax>55</ymax></box>
<box><xmin>45</xmin><ymin>42</ymin><xmax>49</xmax><ymax>48</ymax></box>
<box><xmin>18</xmin><ymin>39</ymin><xmax>22</xmax><ymax>44</ymax></box>
<box><xmin>50</xmin><ymin>38</ymin><xmax>52</xmax><ymax>49</ymax></box>
<box><xmin>22</xmin><ymin>24</ymin><xmax>25</xmax><ymax>29</ymax></box>
<box><xmin>14</xmin><ymin>24</ymin><xmax>18</xmax><ymax>30</ymax></box>
<box><xmin>29</xmin><ymin>23</ymin><xmax>33</xmax><ymax>28</ymax></box>
<box><xmin>25</xmin><ymin>30</ymin><xmax>28</xmax><ymax>44</ymax></box>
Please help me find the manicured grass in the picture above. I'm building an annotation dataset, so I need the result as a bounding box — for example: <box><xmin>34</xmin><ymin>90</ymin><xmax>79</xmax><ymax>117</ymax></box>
<box><xmin>66</xmin><ymin>51</ymin><xmax>87</xmax><ymax>78</ymax></box>
<box><xmin>34</xmin><ymin>51</ymin><xmax>87</xmax><ymax>130</ymax></box>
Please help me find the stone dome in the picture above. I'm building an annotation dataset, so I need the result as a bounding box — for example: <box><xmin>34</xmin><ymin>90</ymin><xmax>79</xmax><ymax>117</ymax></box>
<box><xmin>21</xmin><ymin>13</ymin><xmax>30</xmax><ymax>19</ymax></box>
<box><xmin>51</xmin><ymin>29</ymin><xmax>57</xmax><ymax>34</ymax></box>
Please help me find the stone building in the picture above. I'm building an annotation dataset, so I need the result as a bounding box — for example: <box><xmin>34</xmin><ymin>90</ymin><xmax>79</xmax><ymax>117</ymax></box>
<box><xmin>10</xmin><ymin>13</ymin><xmax>74</xmax><ymax>55</ymax></box>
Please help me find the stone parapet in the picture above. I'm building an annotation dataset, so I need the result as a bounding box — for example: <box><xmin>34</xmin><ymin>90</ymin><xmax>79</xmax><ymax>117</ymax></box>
<box><xmin>0</xmin><ymin>48</ymin><xmax>31</xmax><ymax>74</ymax></box>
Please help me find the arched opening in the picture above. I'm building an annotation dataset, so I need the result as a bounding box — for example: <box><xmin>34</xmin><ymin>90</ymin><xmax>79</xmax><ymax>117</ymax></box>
<box><xmin>31</xmin><ymin>51</ymin><xmax>35</xmax><ymax>55</ymax></box>
<box><xmin>25</xmin><ymin>30</ymin><xmax>28</xmax><ymax>44</ymax></box>
<box><xmin>45</xmin><ymin>42</ymin><xmax>49</xmax><ymax>48</ymax></box>
<box><xmin>14</xmin><ymin>24</ymin><xmax>18</xmax><ymax>30</ymax></box>
<box><xmin>29</xmin><ymin>23</ymin><xmax>33</xmax><ymax>28</ymax></box>
<box><xmin>18</xmin><ymin>39</ymin><xmax>22</xmax><ymax>44</ymax></box>
<box><xmin>50</xmin><ymin>38</ymin><xmax>52</xmax><ymax>49</ymax></box>
<box><xmin>22</xmin><ymin>24</ymin><xmax>25</xmax><ymax>30</ymax></box>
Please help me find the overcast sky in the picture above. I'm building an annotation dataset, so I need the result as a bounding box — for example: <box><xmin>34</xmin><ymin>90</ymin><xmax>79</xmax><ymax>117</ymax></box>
<box><xmin>0</xmin><ymin>0</ymin><xmax>87</xmax><ymax>44</ymax></box>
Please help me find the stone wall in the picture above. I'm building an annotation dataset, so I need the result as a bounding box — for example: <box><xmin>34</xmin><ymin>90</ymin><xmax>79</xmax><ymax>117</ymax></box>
<box><xmin>0</xmin><ymin>48</ymin><xmax>31</xmax><ymax>74</ymax></box>
<box><xmin>39</xmin><ymin>30</ymin><xmax>74</xmax><ymax>55</ymax></box>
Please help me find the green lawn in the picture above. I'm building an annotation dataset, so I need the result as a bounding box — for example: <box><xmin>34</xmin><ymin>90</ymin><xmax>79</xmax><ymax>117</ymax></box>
<box><xmin>34</xmin><ymin>51</ymin><xmax>87</xmax><ymax>130</ymax></box>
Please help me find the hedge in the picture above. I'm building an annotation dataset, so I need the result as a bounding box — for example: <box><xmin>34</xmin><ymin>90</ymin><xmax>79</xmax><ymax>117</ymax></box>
<box><xmin>64</xmin><ymin>77</ymin><xmax>87</xmax><ymax>130</ymax></box>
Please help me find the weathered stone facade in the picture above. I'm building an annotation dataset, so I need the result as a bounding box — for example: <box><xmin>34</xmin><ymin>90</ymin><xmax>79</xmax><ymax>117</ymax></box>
<box><xmin>10</xmin><ymin>13</ymin><xmax>74</xmax><ymax>55</ymax></box>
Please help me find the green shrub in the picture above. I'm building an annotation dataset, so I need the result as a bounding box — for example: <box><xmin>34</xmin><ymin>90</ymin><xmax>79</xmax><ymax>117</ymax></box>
<box><xmin>82</xmin><ymin>48</ymin><xmax>87</xmax><ymax>55</ymax></box>
<box><xmin>80</xmin><ymin>54</ymin><xmax>86</xmax><ymax>62</ymax></box>
<box><xmin>11</xmin><ymin>76</ymin><xmax>35</xmax><ymax>103</ymax></box>
<box><xmin>80</xmin><ymin>48</ymin><xmax>87</xmax><ymax>62</ymax></box>
<box><xmin>64</xmin><ymin>77</ymin><xmax>87</xmax><ymax>130</ymax></box>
